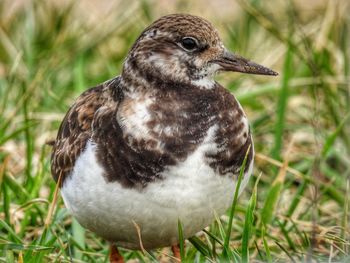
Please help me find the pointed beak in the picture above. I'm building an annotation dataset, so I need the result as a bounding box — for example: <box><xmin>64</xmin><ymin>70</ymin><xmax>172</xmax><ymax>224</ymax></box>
<box><xmin>212</xmin><ymin>50</ymin><xmax>278</xmax><ymax>76</ymax></box>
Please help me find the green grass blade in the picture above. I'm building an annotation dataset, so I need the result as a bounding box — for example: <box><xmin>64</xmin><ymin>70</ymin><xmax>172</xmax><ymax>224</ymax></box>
<box><xmin>261</xmin><ymin>225</ymin><xmax>272</xmax><ymax>263</ymax></box>
<box><xmin>0</xmin><ymin>242</ymin><xmax>53</xmax><ymax>252</ymax></box>
<box><xmin>188</xmin><ymin>236</ymin><xmax>210</xmax><ymax>258</ymax></box>
<box><xmin>0</xmin><ymin>219</ymin><xmax>22</xmax><ymax>243</ymax></box>
<box><xmin>261</xmin><ymin>181</ymin><xmax>283</xmax><ymax>225</ymax></box>
<box><xmin>177</xmin><ymin>219</ymin><xmax>185</xmax><ymax>261</ymax></box>
<box><xmin>1</xmin><ymin>177</ymin><xmax>10</xmax><ymax>224</ymax></box>
<box><xmin>203</xmin><ymin>229</ymin><xmax>224</xmax><ymax>247</ymax></box>
<box><xmin>261</xmin><ymin>141</ymin><xmax>292</xmax><ymax>225</ymax></box>
<box><xmin>72</xmin><ymin>218</ymin><xmax>86</xmax><ymax>260</ymax></box>
<box><xmin>276</xmin><ymin>220</ymin><xmax>296</xmax><ymax>251</ymax></box>
<box><xmin>283</xmin><ymin>180</ymin><xmax>307</xmax><ymax>226</ymax></box>
<box><xmin>241</xmin><ymin>174</ymin><xmax>259</xmax><ymax>262</ymax></box>
<box><xmin>275</xmin><ymin>241</ymin><xmax>297</xmax><ymax>263</ymax></box>
<box><xmin>223</xmin><ymin>144</ymin><xmax>251</xmax><ymax>255</ymax></box>
<box><xmin>321</xmin><ymin>112</ymin><xmax>350</xmax><ymax>158</ymax></box>
<box><xmin>271</xmin><ymin>44</ymin><xmax>293</xmax><ymax>160</ymax></box>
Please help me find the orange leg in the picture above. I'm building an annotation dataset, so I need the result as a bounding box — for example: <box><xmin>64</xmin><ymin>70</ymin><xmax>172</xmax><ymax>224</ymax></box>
<box><xmin>109</xmin><ymin>244</ymin><xmax>124</xmax><ymax>263</ymax></box>
<box><xmin>171</xmin><ymin>244</ymin><xmax>181</xmax><ymax>262</ymax></box>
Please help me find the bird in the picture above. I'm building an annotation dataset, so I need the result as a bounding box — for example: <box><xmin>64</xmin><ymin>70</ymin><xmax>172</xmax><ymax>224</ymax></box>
<box><xmin>51</xmin><ymin>14</ymin><xmax>277</xmax><ymax>262</ymax></box>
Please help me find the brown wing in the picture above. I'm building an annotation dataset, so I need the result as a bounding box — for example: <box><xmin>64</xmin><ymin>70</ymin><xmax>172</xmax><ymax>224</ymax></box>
<box><xmin>51</xmin><ymin>77</ymin><xmax>121</xmax><ymax>185</ymax></box>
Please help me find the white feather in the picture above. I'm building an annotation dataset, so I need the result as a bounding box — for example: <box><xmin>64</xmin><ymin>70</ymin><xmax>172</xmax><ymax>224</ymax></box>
<box><xmin>191</xmin><ymin>78</ymin><xmax>216</xmax><ymax>89</ymax></box>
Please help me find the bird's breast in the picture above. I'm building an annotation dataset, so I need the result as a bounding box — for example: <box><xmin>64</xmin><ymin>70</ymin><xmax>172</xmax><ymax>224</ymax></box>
<box><xmin>91</xmin><ymin>85</ymin><xmax>253</xmax><ymax>188</ymax></box>
<box><xmin>61</xmin><ymin>124</ymin><xmax>253</xmax><ymax>249</ymax></box>
<box><xmin>116</xmin><ymin>90</ymin><xmax>219</xmax><ymax>155</ymax></box>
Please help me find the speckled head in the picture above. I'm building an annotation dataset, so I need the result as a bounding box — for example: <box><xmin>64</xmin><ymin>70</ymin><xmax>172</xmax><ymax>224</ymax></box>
<box><xmin>122</xmin><ymin>14</ymin><xmax>278</xmax><ymax>88</ymax></box>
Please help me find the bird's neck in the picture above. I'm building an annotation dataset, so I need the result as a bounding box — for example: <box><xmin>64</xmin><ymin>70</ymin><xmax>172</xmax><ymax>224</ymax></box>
<box><xmin>120</xmin><ymin>58</ymin><xmax>216</xmax><ymax>96</ymax></box>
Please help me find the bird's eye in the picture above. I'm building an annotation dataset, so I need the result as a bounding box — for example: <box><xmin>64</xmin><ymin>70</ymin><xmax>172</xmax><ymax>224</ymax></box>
<box><xmin>180</xmin><ymin>37</ymin><xmax>199</xmax><ymax>51</ymax></box>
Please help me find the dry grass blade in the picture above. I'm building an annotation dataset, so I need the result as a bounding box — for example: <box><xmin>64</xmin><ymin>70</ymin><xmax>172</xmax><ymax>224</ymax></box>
<box><xmin>132</xmin><ymin>220</ymin><xmax>146</xmax><ymax>254</ymax></box>
<box><xmin>44</xmin><ymin>171</ymin><xmax>63</xmax><ymax>228</ymax></box>
<box><xmin>255</xmin><ymin>152</ymin><xmax>304</xmax><ymax>179</ymax></box>
<box><xmin>261</xmin><ymin>138</ymin><xmax>294</xmax><ymax>225</ymax></box>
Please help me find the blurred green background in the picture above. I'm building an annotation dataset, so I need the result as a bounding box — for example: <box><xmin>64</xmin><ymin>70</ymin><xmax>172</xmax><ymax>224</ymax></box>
<box><xmin>0</xmin><ymin>0</ymin><xmax>349</xmax><ymax>262</ymax></box>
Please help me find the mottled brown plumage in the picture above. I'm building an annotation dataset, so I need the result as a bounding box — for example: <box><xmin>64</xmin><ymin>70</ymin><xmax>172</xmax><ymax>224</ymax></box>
<box><xmin>51</xmin><ymin>75</ymin><xmax>253</xmax><ymax>188</ymax></box>
<box><xmin>50</xmin><ymin>14</ymin><xmax>277</xmax><ymax>259</ymax></box>
<box><xmin>51</xmin><ymin>78</ymin><xmax>121</xmax><ymax>184</ymax></box>
<box><xmin>51</xmin><ymin>14</ymin><xmax>268</xmax><ymax>187</ymax></box>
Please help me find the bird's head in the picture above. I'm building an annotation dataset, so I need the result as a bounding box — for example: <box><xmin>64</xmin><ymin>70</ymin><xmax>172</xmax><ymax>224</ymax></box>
<box><xmin>123</xmin><ymin>14</ymin><xmax>277</xmax><ymax>89</ymax></box>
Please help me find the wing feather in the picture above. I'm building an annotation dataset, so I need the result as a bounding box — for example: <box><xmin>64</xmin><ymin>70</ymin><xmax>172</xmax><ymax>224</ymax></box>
<box><xmin>51</xmin><ymin>77</ymin><xmax>120</xmax><ymax>184</ymax></box>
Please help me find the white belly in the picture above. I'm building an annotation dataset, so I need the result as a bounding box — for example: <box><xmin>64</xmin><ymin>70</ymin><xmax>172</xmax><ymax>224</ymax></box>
<box><xmin>61</xmin><ymin>127</ymin><xmax>253</xmax><ymax>249</ymax></box>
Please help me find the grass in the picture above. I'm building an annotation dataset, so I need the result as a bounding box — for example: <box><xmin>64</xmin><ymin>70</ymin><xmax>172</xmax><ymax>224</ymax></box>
<box><xmin>0</xmin><ymin>0</ymin><xmax>349</xmax><ymax>262</ymax></box>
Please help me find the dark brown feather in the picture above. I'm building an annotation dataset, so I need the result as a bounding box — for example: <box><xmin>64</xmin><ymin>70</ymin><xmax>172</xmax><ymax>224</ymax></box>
<box><xmin>51</xmin><ymin>77</ymin><xmax>121</xmax><ymax>184</ymax></box>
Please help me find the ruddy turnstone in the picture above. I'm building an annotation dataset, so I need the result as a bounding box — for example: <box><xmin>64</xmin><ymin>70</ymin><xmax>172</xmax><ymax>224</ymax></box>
<box><xmin>51</xmin><ymin>14</ymin><xmax>277</xmax><ymax>262</ymax></box>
